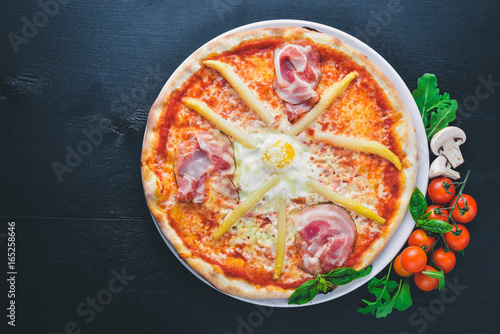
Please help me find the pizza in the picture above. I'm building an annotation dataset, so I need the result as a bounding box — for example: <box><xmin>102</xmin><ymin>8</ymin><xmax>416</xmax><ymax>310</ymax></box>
<box><xmin>141</xmin><ymin>26</ymin><xmax>418</xmax><ymax>299</ymax></box>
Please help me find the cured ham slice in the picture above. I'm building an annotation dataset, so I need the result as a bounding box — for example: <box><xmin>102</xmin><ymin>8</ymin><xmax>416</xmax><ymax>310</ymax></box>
<box><xmin>284</xmin><ymin>95</ymin><xmax>319</xmax><ymax>121</ymax></box>
<box><xmin>273</xmin><ymin>43</ymin><xmax>322</xmax><ymax>121</ymax></box>
<box><xmin>204</xmin><ymin>174</ymin><xmax>240</xmax><ymax>211</ymax></box>
<box><xmin>175</xmin><ymin>132</ymin><xmax>235</xmax><ymax>203</ymax></box>
<box><xmin>293</xmin><ymin>204</ymin><xmax>357</xmax><ymax>274</ymax></box>
<box><xmin>176</xmin><ymin>139</ymin><xmax>211</xmax><ymax>203</ymax></box>
<box><xmin>197</xmin><ymin>134</ymin><xmax>235</xmax><ymax>174</ymax></box>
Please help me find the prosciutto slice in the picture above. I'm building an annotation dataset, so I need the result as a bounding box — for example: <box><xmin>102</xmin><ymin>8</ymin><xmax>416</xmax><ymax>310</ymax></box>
<box><xmin>273</xmin><ymin>43</ymin><xmax>322</xmax><ymax>121</ymax></box>
<box><xmin>284</xmin><ymin>96</ymin><xmax>320</xmax><ymax>121</ymax></box>
<box><xmin>175</xmin><ymin>132</ymin><xmax>235</xmax><ymax>203</ymax></box>
<box><xmin>293</xmin><ymin>204</ymin><xmax>357</xmax><ymax>274</ymax></box>
<box><xmin>197</xmin><ymin>134</ymin><xmax>235</xmax><ymax>174</ymax></box>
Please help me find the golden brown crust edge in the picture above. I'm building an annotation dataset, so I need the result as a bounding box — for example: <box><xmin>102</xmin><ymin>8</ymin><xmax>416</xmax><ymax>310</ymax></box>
<box><xmin>141</xmin><ymin>26</ymin><xmax>418</xmax><ymax>299</ymax></box>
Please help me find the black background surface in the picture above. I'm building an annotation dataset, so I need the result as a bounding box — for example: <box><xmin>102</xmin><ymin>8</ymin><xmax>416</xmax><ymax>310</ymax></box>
<box><xmin>1</xmin><ymin>1</ymin><xmax>499</xmax><ymax>333</ymax></box>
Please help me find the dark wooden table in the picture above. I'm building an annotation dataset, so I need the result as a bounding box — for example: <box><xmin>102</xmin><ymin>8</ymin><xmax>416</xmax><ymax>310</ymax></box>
<box><xmin>1</xmin><ymin>1</ymin><xmax>499</xmax><ymax>333</ymax></box>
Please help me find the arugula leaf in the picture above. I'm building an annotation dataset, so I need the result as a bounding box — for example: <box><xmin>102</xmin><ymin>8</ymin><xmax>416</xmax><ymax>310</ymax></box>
<box><xmin>412</xmin><ymin>73</ymin><xmax>439</xmax><ymax>127</ymax></box>
<box><xmin>375</xmin><ymin>284</ymin><xmax>399</xmax><ymax>318</ymax></box>
<box><xmin>376</xmin><ymin>278</ymin><xmax>413</xmax><ymax>317</ymax></box>
<box><xmin>289</xmin><ymin>266</ymin><xmax>372</xmax><ymax>305</ymax></box>
<box><xmin>422</xmin><ymin>269</ymin><xmax>446</xmax><ymax>291</ymax></box>
<box><xmin>409</xmin><ymin>187</ymin><xmax>427</xmax><ymax>222</ymax></box>
<box><xmin>364</xmin><ymin>275</ymin><xmax>396</xmax><ymax>300</ymax></box>
<box><xmin>412</xmin><ymin>74</ymin><xmax>458</xmax><ymax>140</ymax></box>
<box><xmin>358</xmin><ymin>298</ymin><xmax>379</xmax><ymax>315</ymax></box>
<box><xmin>426</xmin><ymin>93</ymin><xmax>458</xmax><ymax>140</ymax></box>
<box><xmin>358</xmin><ymin>264</ymin><xmax>413</xmax><ymax>318</ymax></box>
<box><xmin>395</xmin><ymin>279</ymin><xmax>412</xmax><ymax>311</ymax></box>
<box><xmin>416</xmin><ymin>219</ymin><xmax>453</xmax><ymax>233</ymax></box>
<box><xmin>432</xmin><ymin>92</ymin><xmax>453</xmax><ymax>111</ymax></box>
<box><xmin>358</xmin><ymin>276</ymin><xmax>389</xmax><ymax>315</ymax></box>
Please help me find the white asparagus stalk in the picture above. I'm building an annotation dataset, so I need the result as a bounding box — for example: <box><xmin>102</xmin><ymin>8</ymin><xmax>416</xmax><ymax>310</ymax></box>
<box><xmin>203</xmin><ymin>60</ymin><xmax>275</xmax><ymax>125</ymax></box>
<box><xmin>182</xmin><ymin>98</ymin><xmax>258</xmax><ymax>150</ymax></box>
<box><xmin>289</xmin><ymin>72</ymin><xmax>358</xmax><ymax>136</ymax></box>
<box><xmin>314</xmin><ymin>131</ymin><xmax>401</xmax><ymax>170</ymax></box>
<box><xmin>306</xmin><ymin>177</ymin><xmax>386</xmax><ymax>224</ymax></box>
<box><xmin>274</xmin><ymin>193</ymin><xmax>287</xmax><ymax>279</ymax></box>
<box><xmin>212</xmin><ymin>174</ymin><xmax>280</xmax><ymax>239</ymax></box>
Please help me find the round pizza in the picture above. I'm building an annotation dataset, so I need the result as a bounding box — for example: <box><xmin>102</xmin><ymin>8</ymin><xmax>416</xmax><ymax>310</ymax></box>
<box><xmin>141</xmin><ymin>26</ymin><xmax>418</xmax><ymax>299</ymax></box>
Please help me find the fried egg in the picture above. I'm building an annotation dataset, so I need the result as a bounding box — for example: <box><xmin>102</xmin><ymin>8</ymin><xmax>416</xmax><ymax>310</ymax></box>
<box><xmin>233</xmin><ymin>128</ymin><xmax>320</xmax><ymax>209</ymax></box>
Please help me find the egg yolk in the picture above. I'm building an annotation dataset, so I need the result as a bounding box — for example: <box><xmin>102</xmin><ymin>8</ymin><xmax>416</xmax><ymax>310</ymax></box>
<box><xmin>262</xmin><ymin>140</ymin><xmax>295</xmax><ymax>170</ymax></box>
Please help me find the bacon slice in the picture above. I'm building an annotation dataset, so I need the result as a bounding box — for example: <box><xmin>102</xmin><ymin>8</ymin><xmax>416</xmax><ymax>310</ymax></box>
<box><xmin>175</xmin><ymin>132</ymin><xmax>235</xmax><ymax>203</ymax></box>
<box><xmin>293</xmin><ymin>204</ymin><xmax>357</xmax><ymax>274</ymax></box>
<box><xmin>299</xmin><ymin>252</ymin><xmax>324</xmax><ymax>275</ymax></box>
<box><xmin>273</xmin><ymin>43</ymin><xmax>322</xmax><ymax>121</ymax></box>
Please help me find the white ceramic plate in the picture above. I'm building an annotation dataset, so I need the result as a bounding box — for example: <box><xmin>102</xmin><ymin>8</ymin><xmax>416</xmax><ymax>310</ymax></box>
<box><xmin>147</xmin><ymin>19</ymin><xmax>429</xmax><ymax>307</ymax></box>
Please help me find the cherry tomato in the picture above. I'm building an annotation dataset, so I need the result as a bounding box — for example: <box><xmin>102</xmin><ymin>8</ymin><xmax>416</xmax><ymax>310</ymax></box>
<box><xmin>414</xmin><ymin>265</ymin><xmax>439</xmax><ymax>291</ymax></box>
<box><xmin>400</xmin><ymin>246</ymin><xmax>427</xmax><ymax>273</ymax></box>
<box><xmin>394</xmin><ymin>254</ymin><xmax>413</xmax><ymax>277</ymax></box>
<box><xmin>450</xmin><ymin>194</ymin><xmax>477</xmax><ymax>223</ymax></box>
<box><xmin>444</xmin><ymin>224</ymin><xmax>470</xmax><ymax>251</ymax></box>
<box><xmin>427</xmin><ymin>177</ymin><xmax>456</xmax><ymax>205</ymax></box>
<box><xmin>425</xmin><ymin>205</ymin><xmax>449</xmax><ymax>222</ymax></box>
<box><xmin>432</xmin><ymin>247</ymin><xmax>456</xmax><ymax>274</ymax></box>
<box><xmin>408</xmin><ymin>229</ymin><xmax>436</xmax><ymax>253</ymax></box>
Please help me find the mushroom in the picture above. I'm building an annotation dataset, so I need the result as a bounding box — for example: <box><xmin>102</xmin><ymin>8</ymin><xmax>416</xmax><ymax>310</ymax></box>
<box><xmin>429</xmin><ymin>155</ymin><xmax>460</xmax><ymax>180</ymax></box>
<box><xmin>430</xmin><ymin>127</ymin><xmax>466</xmax><ymax>168</ymax></box>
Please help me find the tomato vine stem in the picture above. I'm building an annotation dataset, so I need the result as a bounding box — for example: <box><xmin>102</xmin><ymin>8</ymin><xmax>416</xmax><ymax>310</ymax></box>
<box><xmin>445</xmin><ymin>170</ymin><xmax>470</xmax><ymax>226</ymax></box>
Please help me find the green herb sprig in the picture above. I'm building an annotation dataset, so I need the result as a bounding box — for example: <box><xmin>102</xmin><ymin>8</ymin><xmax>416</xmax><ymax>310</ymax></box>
<box><xmin>410</xmin><ymin>170</ymin><xmax>470</xmax><ymax>244</ymax></box>
<box><xmin>410</xmin><ymin>187</ymin><xmax>454</xmax><ymax>233</ymax></box>
<box><xmin>288</xmin><ymin>266</ymin><xmax>372</xmax><ymax>305</ymax></box>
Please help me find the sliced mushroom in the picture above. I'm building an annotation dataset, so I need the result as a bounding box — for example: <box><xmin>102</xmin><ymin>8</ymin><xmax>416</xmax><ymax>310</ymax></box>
<box><xmin>430</xmin><ymin>127</ymin><xmax>466</xmax><ymax>168</ymax></box>
<box><xmin>429</xmin><ymin>155</ymin><xmax>460</xmax><ymax>180</ymax></box>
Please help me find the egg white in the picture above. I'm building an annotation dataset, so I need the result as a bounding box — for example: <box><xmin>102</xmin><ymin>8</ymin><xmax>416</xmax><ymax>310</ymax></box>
<box><xmin>233</xmin><ymin>128</ymin><xmax>320</xmax><ymax>210</ymax></box>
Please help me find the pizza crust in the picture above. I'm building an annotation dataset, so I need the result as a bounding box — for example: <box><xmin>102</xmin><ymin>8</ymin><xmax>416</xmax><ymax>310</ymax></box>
<box><xmin>141</xmin><ymin>26</ymin><xmax>418</xmax><ymax>299</ymax></box>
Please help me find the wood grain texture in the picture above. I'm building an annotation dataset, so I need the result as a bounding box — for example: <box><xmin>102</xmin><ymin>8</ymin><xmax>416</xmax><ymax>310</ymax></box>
<box><xmin>1</xmin><ymin>0</ymin><xmax>499</xmax><ymax>333</ymax></box>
